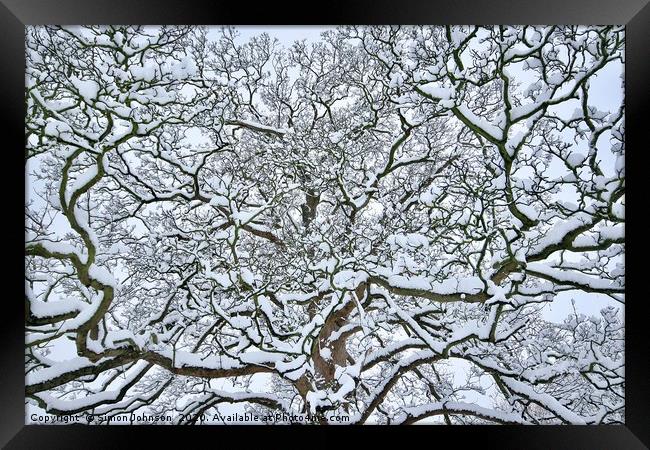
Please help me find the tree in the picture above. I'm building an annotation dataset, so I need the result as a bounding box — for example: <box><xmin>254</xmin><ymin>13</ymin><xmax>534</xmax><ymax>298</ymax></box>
<box><xmin>25</xmin><ymin>25</ymin><xmax>625</xmax><ymax>424</ymax></box>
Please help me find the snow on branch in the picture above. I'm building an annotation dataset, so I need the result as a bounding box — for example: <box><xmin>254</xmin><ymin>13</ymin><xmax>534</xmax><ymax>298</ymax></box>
<box><xmin>25</xmin><ymin>25</ymin><xmax>624</xmax><ymax>425</ymax></box>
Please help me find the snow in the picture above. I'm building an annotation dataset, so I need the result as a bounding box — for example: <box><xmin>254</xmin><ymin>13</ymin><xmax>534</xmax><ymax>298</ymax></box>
<box><xmin>439</xmin><ymin>99</ymin><xmax>456</xmax><ymax>108</ymax></box>
<box><xmin>208</xmin><ymin>272</ymin><xmax>234</xmax><ymax>288</ymax></box>
<box><xmin>320</xmin><ymin>348</ymin><xmax>332</xmax><ymax>361</ymax></box>
<box><xmin>34</xmin><ymin>362</ymin><xmax>151</xmax><ymax>412</ymax></box>
<box><xmin>527</xmin><ymin>217</ymin><xmax>589</xmax><ymax>256</ymax></box>
<box><xmin>547</xmin><ymin>72</ymin><xmax>565</xmax><ymax>86</ymax></box>
<box><xmin>29</xmin><ymin>299</ymin><xmax>85</xmax><ymax>318</ymax></box>
<box><xmin>70</xmin><ymin>76</ymin><xmax>100</xmax><ymax>102</ymax></box>
<box><xmin>26</xmin><ymin>357</ymin><xmax>97</xmax><ymax>387</ymax></box>
<box><xmin>27</xmin><ymin>239</ymin><xmax>88</xmax><ymax>263</ymax></box>
<box><xmin>396</xmin><ymin>400</ymin><xmax>528</xmax><ymax>424</ymax></box>
<box><xmin>239</xmin><ymin>351</ymin><xmax>285</xmax><ymax>365</ymax></box>
<box><xmin>387</xmin><ymin>233</ymin><xmax>429</xmax><ymax>250</ymax></box>
<box><xmin>130</xmin><ymin>62</ymin><xmax>158</xmax><ymax>82</ymax></box>
<box><xmin>516</xmin><ymin>203</ymin><xmax>540</xmax><ymax>221</ymax></box>
<box><xmin>566</xmin><ymin>152</ymin><xmax>586</xmax><ymax>167</ymax></box>
<box><xmin>329</xmin><ymin>131</ymin><xmax>344</xmax><ymax>143</ymax></box>
<box><xmin>276</xmin><ymin>291</ymin><xmax>321</xmax><ymax>303</ymax></box>
<box><xmin>87</xmin><ymin>264</ymin><xmax>117</xmax><ymax>288</ymax></box>
<box><xmin>455</xmin><ymin>104</ymin><xmax>504</xmax><ymax>140</ymax></box>
<box><xmin>209</xmin><ymin>195</ymin><xmax>230</xmax><ymax>207</ymax></box>
<box><xmin>66</xmin><ymin>166</ymin><xmax>99</xmax><ymax>204</ymax></box>
<box><xmin>240</xmin><ymin>268</ymin><xmax>258</xmax><ymax>287</ymax></box>
<box><xmin>169</xmin><ymin>57</ymin><xmax>197</xmax><ymax>80</ymax></box>
<box><xmin>501</xmin><ymin>377</ymin><xmax>590</xmax><ymax>424</ymax></box>
<box><xmin>363</xmin><ymin>338</ymin><xmax>423</xmax><ymax>367</ymax></box>
<box><xmin>510</xmin><ymin>91</ymin><xmax>552</xmax><ymax>121</ymax></box>
<box><xmin>526</xmin><ymin>262</ymin><xmax>618</xmax><ymax>290</ymax></box>
<box><xmin>419</xmin><ymin>83</ymin><xmax>454</xmax><ymax>100</ymax></box>
<box><xmin>382</xmin><ymin>272</ymin><xmax>484</xmax><ymax>297</ymax></box>
<box><xmin>306</xmin><ymin>390</ymin><xmax>328</xmax><ymax>413</ymax></box>
<box><xmin>330</xmin><ymin>372</ymin><xmax>356</xmax><ymax>403</ymax></box>
<box><xmin>44</xmin><ymin>119</ymin><xmax>73</xmax><ymax>138</ymax></box>
<box><xmin>332</xmin><ymin>270</ymin><xmax>367</xmax><ymax>290</ymax></box>
<box><xmin>387</xmin><ymin>274</ymin><xmax>432</xmax><ymax>291</ymax></box>
<box><xmin>598</xmin><ymin>225</ymin><xmax>624</xmax><ymax>241</ymax></box>
<box><xmin>383</xmin><ymin>295</ymin><xmax>444</xmax><ymax>353</ymax></box>
<box><xmin>227</xmin><ymin>119</ymin><xmax>288</xmax><ymax>135</ymax></box>
<box><xmin>158</xmin><ymin>348</ymin><xmax>242</xmax><ymax>371</ymax></box>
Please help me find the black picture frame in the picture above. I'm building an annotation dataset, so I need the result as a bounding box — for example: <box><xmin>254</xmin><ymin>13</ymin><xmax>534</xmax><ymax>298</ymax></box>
<box><xmin>3</xmin><ymin>1</ymin><xmax>647</xmax><ymax>447</ymax></box>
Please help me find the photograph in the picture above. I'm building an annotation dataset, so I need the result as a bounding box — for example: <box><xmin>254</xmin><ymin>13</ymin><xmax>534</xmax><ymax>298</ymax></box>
<box><xmin>24</xmin><ymin>24</ymin><xmax>627</xmax><ymax>426</ymax></box>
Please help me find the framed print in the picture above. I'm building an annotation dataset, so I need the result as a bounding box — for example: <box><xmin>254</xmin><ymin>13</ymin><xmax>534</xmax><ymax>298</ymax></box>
<box><xmin>3</xmin><ymin>0</ymin><xmax>648</xmax><ymax>447</ymax></box>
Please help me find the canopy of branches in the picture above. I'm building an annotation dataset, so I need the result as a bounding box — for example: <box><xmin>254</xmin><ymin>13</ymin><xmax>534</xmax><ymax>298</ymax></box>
<box><xmin>25</xmin><ymin>25</ymin><xmax>624</xmax><ymax>424</ymax></box>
